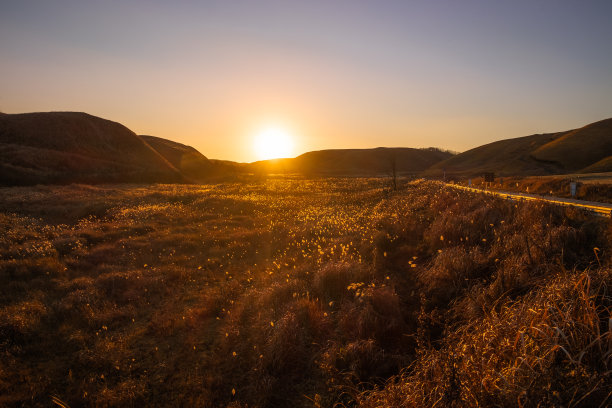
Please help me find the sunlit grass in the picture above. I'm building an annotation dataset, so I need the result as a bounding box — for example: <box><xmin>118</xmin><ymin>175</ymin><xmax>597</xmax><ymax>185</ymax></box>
<box><xmin>0</xmin><ymin>178</ymin><xmax>609</xmax><ymax>407</ymax></box>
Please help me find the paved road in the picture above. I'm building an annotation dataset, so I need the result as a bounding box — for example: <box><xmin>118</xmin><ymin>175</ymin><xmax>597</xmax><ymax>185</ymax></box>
<box><xmin>445</xmin><ymin>184</ymin><xmax>612</xmax><ymax>217</ymax></box>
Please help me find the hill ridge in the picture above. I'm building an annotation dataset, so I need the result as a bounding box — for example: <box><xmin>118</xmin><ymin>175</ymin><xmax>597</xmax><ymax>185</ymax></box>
<box><xmin>2</xmin><ymin>111</ymin><xmax>611</xmax><ymax>184</ymax></box>
<box><xmin>249</xmin><ymin>147</ymin><xmax>453</xmax><ymax>176</ymax></box>
<box><xmin>426</xmin><ymin>117</ymin><xmax>612</xmax><ymax>177</ymax></box>
<box><xmin>0</xmin><ymin>112</ymin><xmax>184</xmax><ymax>185</ymax></box>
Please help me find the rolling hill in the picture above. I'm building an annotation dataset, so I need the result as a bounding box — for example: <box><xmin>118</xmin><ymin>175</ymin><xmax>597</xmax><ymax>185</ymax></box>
<box><xmin>580</xmin><ymin>156</ymin><xmax>612</xmax><ymax>174</ymax></box>
<box><xmin>141</xmin><ymin>135</ymin><xmax>244</xmax><ymax>181</ymax></box>
<box><xmin>2</xmin><ymin>111</ymin><xmax>610</xmax><ymax>185</ymax></box>
<box><xmin>249</xmin><ymin>147</ymin><xmax>453</xmax><ymax>176</ymax></box>
<box><xmin>140</xmin><ymin>135</ymin><xmax>215</xmax><ymax>181</ymax></box>
<box><xmin>531</xmin><ymin>118</ymin><xmax>612</xmax><ymax>172</ymax></box>
<box><xmin>0</xmin><ymin>112</ymin><xmax>185</xmax><ymax>186</ymax></box>
<box><xmin>425</xmin><ymin>117</ymin><xmax>612</xmax><ymax>178</ymax></box>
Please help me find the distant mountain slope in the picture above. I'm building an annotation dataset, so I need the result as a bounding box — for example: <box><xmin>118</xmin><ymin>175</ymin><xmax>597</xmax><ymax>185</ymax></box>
<box><xmin>0</xmin><ymin>112</ymin><xmax>184</xmax><ymax>186</ymax></box>
<box><xmin>426</xmin><ymin>117</ymin><xmax>612</xmax><ymax>177</ymax></box>
<box><xmin>580</xmin><ymin>156</ymin><xmax>612</xmax><ymax>174</ymax></box>
<box><xmin>140</xmin><ymin>135</ymin><xmax>216</xmax><ymax>181</ymax></box>
<box><xmin>141</xmin><ymin>135</ymin><xmax>245</xmax><ymax>181</ymax></box>
<box><xmin>250</xmin><ymin>147</ymin><xmax>453</xmax><ymax>176</ymax></box>
<box><xmin>425</xmin><ymin>132</ymin><xmax>565</xmax><ymax>177</ymax></box>
<box><xmin>531</xmin><ymin>118</ymin><xmax>612</xmax><ymax>172</ymax></box>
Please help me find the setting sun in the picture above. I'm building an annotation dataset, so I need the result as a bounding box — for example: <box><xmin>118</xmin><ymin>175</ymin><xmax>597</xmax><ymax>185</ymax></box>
<box><xmin>253</xmin><ymin>127</ymin><xmax>294</xmax><ymax>160</ymax></box>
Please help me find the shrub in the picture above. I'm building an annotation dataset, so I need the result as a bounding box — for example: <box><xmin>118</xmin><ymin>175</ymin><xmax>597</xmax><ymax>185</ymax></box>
<box><xmin>313</xmin><ymin>261</ymin><xmax>370</xmax><ymax>303</ymax></box>
<box><xmin>359</xmin><ymin>269</ymin><xmax>612</xmax><ymax>407</ymax></box>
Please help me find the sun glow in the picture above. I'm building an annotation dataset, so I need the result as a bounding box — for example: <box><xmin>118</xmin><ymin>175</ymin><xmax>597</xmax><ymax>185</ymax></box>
<box><xmin>253</xmin><ymin>127</ymin><xmax>294</xmax><ymax>160</ymax></box>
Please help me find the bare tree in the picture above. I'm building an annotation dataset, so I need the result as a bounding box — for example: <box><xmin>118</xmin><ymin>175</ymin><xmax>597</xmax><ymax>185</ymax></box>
<box><xmin>386</xmin><ymin>150</ymin><xmax>398</xmax><ymax>191</ymax></box>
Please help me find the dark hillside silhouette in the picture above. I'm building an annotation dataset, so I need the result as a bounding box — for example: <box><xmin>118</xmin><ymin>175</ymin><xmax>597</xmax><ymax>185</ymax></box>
<box><xmin>141</xmin><ymin>135</ymin><xmax>214</xmax><ymax>181</ymax></box>
<box><xmin>0</xmin><ymin>112</ymin><xmax>184</xmax><ymax>185</ymax></box>
<box><xmin>2</xmin><ymin>112</ymin><xmax>611</xmax><ymax>185</ymax></box>
<box><xmin>142</xmin><ymin>135</ymin><xmax>245</xmax><ymax>181</ymax></box>
<box><xmin>249</xmin><ymin>147</ymin><xmax>453</xmax><ymax>176</ymax></box>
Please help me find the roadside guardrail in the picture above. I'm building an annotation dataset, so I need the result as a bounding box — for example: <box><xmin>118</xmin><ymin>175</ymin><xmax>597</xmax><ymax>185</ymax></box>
<box><xmin>446</xmin><ymin>184</ymin><xmax>612</xmax><ymax>218</ymax></box>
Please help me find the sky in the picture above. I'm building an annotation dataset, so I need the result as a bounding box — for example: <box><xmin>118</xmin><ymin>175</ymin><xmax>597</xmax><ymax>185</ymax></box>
<box><xmin>1</xmin><ymin>0</ymin><xmax>611</xmax><ymax>162</ymax></box>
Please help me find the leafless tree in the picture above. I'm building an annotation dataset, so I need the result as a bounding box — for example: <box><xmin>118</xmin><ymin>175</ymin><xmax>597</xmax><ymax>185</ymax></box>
<box><xmin>386</xmin><ymin>151</ymin><xmax>397</xmax><ymax>191</ymax></box>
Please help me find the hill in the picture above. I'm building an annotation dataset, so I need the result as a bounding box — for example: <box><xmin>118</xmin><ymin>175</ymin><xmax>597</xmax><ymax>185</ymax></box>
<box><xmin>0</xmin><ymin>112</ymin><xmax>185</xmax><ymax>186</ymax></box>
<box><xmin>249</xmin><ymin>147</ymin><xmax>453</xmax><ymax>176</ymax></box>
<box><xmin>426</xmin><ymin>117</ymin><xmax>612</xmax><ymax>178</ymax></box>
<box><xmin>140</xmin><ymin>135</ymin><xmax>215</xmax><ymax>181</ymax></box>
<box><xmin>580</xmin><ymin>156</ymin><xmax>612</xmax><ymax>173</ymax></box>
<box><xmin>5</xmin><ymin>111</ymin><xmax>609</xmax><ymax>184</ymax></box>
<box><xmin>531</xmin><ymin>118</ymin><xmax>612</xmax><ymax>172</ymax></box>
<box><xmin>424</xmin><ymin>132</ymin><xmax>565</xmax><ymax>177</ymax></box>
<box><xmin>142</xmin><ymin>135</ymin><xmax>245</xmax><ymax>182</ymax></box>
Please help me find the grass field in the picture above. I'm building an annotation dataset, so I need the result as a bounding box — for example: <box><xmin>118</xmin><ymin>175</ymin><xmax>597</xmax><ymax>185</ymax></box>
<box><xmin>1</xmin><ymin>178</ymin><xmax>610</xmax><ymax>407</ymax></box>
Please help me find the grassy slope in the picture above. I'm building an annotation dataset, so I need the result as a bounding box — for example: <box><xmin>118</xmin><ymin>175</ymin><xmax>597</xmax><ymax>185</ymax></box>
<box><xmin>580</xmin><ymin>155</ymin><xmax>612</xmax><ymax>174</ymax></box>
<box><xmin>426</xmin><ymin>117</ymin><xmax>612</xmax><ymax>178</ymax></box>
<box><xmin>249</xmin><ymin>147</ymin><xmax>453</xmax><ymax>176</ymax></box>
<box><xmin>141</xmin><ymin>136</ymin><xmax>246</xmax><ymax>182</ymax></box>
<box><xmin>0</xmin><ymin>112</ymin><xmax>184</xmax><ymax>186</ymax></box>
<box><xmin>141</xmin><ymin>135</ymin><xmax>215</xmax><ymax>181</ymax></box>
<box><xmin>532</xmin><ymin>118</ymin><xmax>612</xmax><ymax>172</ymax></box>
<box><xmin>0</xmin><ymin>179</ymin><xmax>610</xmax><ymax>407</ymax></box>
<box><xmin>425</xmin><ymin>132</ymin><xmax>566</xmax><ymax>177</ymax></box>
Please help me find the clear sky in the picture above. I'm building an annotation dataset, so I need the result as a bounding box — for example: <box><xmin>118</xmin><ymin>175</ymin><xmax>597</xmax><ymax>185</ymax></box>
<box><xmin>1</xmin><ymin>0</ymin><xmax>611</xmax><ymax>162</ymax></box>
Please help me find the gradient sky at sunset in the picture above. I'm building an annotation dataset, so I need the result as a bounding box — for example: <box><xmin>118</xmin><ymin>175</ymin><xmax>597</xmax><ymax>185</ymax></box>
<box><xmin>2</xmin><ymin>0</ymin><xmax>611</xmax><ymax>162</ymax></box>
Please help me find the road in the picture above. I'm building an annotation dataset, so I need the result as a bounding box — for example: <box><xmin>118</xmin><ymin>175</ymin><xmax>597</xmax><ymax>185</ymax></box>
<box><xmin>445</xmin><ymin>184</ymin><xmax>612</xmax><ymax>217</ymax></box>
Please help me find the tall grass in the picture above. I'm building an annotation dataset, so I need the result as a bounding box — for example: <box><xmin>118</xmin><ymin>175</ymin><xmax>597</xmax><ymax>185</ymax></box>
<box><xmin>0</xmin><ymin>178</ymin><xmax>608</xmax><ymax>407</ymax></box>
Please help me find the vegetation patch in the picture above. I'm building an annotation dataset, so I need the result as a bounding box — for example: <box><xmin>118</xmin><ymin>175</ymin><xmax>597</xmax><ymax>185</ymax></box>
<box><xmin>0</xmin><ymin>178</ymin><xmax>609</xmax><ymax>407</ymax></box>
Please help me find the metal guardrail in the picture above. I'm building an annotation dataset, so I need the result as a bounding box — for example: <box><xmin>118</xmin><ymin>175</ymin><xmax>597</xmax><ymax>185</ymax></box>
<box><xmin>446</xmin><ymin>184</ymin><xmax>612</xmax><ymax>218</ymax></box>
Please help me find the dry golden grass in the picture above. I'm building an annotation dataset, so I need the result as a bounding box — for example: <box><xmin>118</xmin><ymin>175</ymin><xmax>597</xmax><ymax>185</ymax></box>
<box><xmin>0</xmin><ymin>178</ymin><xmax>609</xmax><ymax>407</ymax></box>
<box><xmin>359</xmin><ymin>269</ymin><xmax>612</xmax><ymax>407</ymax></box>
